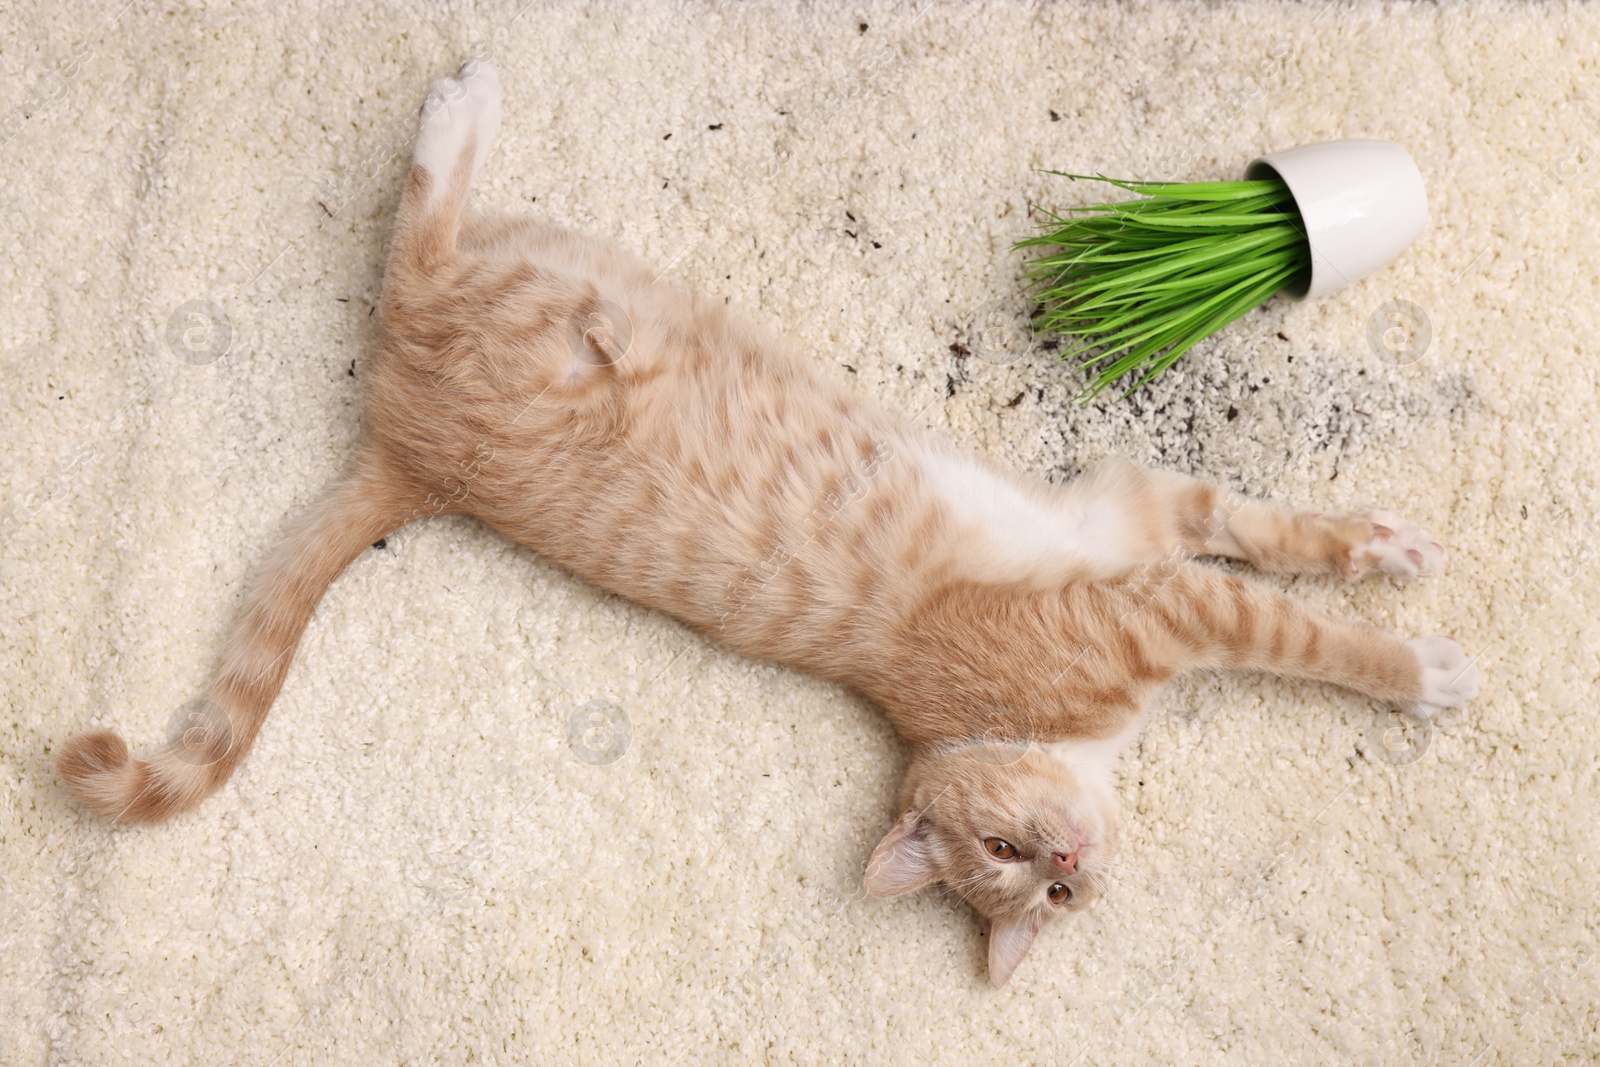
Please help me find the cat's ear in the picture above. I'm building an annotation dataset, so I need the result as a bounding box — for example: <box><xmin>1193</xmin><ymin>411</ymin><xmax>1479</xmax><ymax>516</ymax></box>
<box><xmin>987</xmin><ymin>919</ymin><xmax>1040</xmax><ymax>987</ymax></box>
<box><xmin>863</xmin><ymin>811</ymin><xmax>938</xmax><ymax>899</ymax></box>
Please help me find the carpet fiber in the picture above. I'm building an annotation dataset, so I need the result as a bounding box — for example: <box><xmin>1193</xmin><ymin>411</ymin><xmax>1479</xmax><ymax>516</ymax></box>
<box><xmin>3</xmin><ymin>2</ymin><xmax>1598</xmax><ymax>1063</ymax></box>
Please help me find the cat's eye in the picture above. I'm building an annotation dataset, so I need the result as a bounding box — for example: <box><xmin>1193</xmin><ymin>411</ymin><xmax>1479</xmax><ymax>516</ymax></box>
<box><xmin>1048</xmin><ymin>882</ymin><xmax>1073</xmax><ymax>905</ymax></box>
<box><xmin>983</xmin><ymin>838</ymin><xmax>1017</xmax><ymax>860</ymax></box>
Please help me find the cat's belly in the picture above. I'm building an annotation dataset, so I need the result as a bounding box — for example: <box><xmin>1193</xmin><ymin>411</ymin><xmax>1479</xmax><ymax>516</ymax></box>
<box><xmin>487</xmin><ymin>386</ymin><xmax>944</xmax><ymax>672</ymax></box>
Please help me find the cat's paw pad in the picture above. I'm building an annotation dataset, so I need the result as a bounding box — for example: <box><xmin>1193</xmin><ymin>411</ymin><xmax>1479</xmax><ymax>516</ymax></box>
<box><xmin>1404</xmin><ymin>635</ymin><xmax>1479</xmax><ymax>719</ymax></box>
<box><xmin>1355</xmin><ymin>509</ymin><xmax>1446</xmax><ymax>579</ymax></box>
<box><xmin>415</xmin><ymin>59</ymin><xmax>502</xmax><ymax>191</ymax></box>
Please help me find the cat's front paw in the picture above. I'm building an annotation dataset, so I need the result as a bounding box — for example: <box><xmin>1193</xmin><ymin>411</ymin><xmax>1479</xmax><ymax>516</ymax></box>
<box><xmin>1404</xmin><ymin>635</ymin><xmax>1479</xmax><ymax>719</ymax></box>
<box><xmin>1353</xmin><ymin>509</ymin><xmax>1446</xmax><ymax>580</ymax></box>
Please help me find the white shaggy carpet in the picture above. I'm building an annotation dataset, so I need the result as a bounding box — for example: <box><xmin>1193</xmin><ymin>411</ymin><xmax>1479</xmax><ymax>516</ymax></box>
<box><xmin>4</xmin><ymin>2</ymin><xmax>1598</xmax><ymax>1063</ymax></box>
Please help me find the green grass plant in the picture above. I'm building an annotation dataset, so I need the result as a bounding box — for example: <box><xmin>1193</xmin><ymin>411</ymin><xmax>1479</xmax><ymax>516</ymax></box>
<box><xmin>1018</xmin><ymin>174</ymin><xmax>1311</xmax><ymax>401</ymax></box>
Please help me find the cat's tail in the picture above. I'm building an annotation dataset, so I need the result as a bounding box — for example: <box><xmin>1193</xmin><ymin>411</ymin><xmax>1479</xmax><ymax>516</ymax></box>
<box><xmin>56</xmin><ymin>458</ymin><xmax>411</xmax><ymax>823</ymax></box>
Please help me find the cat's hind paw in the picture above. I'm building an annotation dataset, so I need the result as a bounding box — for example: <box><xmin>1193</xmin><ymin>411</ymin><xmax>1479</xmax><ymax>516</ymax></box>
<box><xmin>414</xmin><ymin>58</ymin><xmax>502</xmax><ymax>204</ymax></box>
<box><xmin>1404</xmin><ymin>635</ymin><xmax>1479</xmax><ymax>719</ymax></box>
<box><xmin>1353</xmin><ymin>509</ymin><xmax>1446</xmax><ymax>580</ymax></box>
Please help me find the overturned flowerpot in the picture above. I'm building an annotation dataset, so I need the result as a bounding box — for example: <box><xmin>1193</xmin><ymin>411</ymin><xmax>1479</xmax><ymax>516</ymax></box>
<box><xmin>1021</xmin><ymin>140</ymin><xmax>1429</xmax><ymax>399</ymax></box>
<box><xmin>1244</xmin><ymin>139</ymin><xmax>1429</xmax><ymax>300</ymax></box>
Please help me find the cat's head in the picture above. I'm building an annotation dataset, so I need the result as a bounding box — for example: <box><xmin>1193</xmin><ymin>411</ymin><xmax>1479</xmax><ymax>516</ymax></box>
<box><xmin>864</xmin><ymin>742</ymin><xmax>1115</xmax><ymax>986</ymax></box>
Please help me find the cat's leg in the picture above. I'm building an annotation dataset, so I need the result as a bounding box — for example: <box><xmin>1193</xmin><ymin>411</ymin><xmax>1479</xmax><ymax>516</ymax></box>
<box><xmin>1132</xmin><ymin>563</ymin><xmax>1478</xmax><ymax>718</ymax></box>
<box><xmin>1080</xmin><ymin>457</ymin><xmax>1445</xmax><ymax>580</ymax></box>
<box><xmin>387</xmin><ymin>58</ymin><xmax>502</xmax><ymax>273</ymax></box>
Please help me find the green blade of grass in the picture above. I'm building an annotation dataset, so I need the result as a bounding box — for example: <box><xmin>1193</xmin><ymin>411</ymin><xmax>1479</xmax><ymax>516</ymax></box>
<box><xmin>1043</xmin><ymin>174</ymin><xmax>1289</xmax><ymax>200</ymax></box>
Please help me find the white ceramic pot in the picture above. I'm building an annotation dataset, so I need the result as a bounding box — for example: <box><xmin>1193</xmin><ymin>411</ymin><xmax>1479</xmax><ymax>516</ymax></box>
<box><xmin>1244</xmin><ymin>139</ymin><xmax>1428</xmax><ymax>301</ymax></box>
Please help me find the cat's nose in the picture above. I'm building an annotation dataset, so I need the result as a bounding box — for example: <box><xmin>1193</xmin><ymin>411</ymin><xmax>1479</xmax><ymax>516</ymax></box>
<box><xmin>1052</xmin><ymin>851</ymin><xmax>1078</xmax><ymax>874</ymax></box>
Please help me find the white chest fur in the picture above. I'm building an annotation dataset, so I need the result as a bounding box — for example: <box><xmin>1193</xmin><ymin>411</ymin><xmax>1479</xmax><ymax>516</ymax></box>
<box><xmin>1039</xmin><ymin>716</ymin><xmax>1145</xmax><ymax>791</ymax></box>
<box><xmin>912</xmin><ymin>444</ymin><xmax>1135</xmax><ymax>574</ymax></box>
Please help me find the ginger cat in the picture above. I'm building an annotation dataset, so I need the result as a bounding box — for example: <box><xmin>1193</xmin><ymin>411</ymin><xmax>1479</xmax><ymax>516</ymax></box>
<box><xmin>56</xmin><ymin>60</ymin><xmax>1479</xmax><ymax>986</ymax></box>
